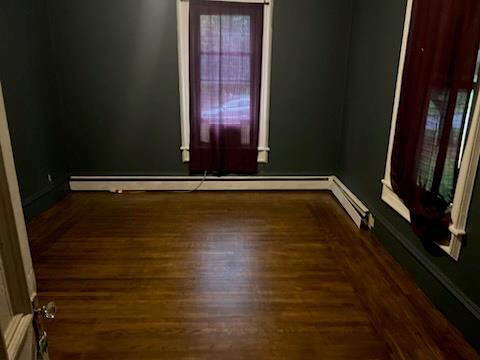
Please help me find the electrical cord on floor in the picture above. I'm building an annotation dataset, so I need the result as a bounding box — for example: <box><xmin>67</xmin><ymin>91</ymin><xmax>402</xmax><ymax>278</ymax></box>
<box><xmin>109</xmin><ymin>189</ymin><xmax>146</xmax><ymax>194</ymax></box>
<box><xmin>174</xmin><ymin>170</ymin><xmax>208</xmax><ymax>193</ymax></box>
<box><xmin>109</xmin><ymin>170</ymin><xmax>208</xmax><ymax>194</ymax></box>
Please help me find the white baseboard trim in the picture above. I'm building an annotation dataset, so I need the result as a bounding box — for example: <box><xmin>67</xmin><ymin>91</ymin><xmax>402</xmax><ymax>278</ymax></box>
<box><xmin>69</xmin><ymin>175</ymin><xmax>369</xmax><ymax>228</ymax></box>
<box><xmin>70</xmin><ymin>176</ymin><xmax>332</xmax><ymax>191</ymax></box>
<box><xmin>330</xmin><ymin>176</ymin><xmax>369</xmax><ymax>228</ymax></box>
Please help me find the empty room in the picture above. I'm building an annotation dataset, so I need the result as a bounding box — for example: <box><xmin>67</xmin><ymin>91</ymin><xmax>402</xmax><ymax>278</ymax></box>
<box><xmin>1</xmin><ymin>0</ymin><xmax>480</xmax><ymax>358</ymax></box>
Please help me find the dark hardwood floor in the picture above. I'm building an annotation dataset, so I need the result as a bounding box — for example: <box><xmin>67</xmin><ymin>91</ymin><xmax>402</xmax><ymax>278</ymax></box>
<box><xmin>27</xmin><ymin>191</ymin><xmax>478</xmax><ymax>359</ymax></box>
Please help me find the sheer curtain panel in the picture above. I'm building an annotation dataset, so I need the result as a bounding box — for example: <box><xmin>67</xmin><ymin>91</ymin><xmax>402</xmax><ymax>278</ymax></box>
<box><xmin>189</xmin><ymin>0</ymin><xmax>263</xmax><ymax>174</ymax></box>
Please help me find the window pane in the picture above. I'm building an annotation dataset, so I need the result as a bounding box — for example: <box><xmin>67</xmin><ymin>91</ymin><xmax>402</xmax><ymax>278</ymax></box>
<box><xmin>199</xmin><ymin>14</ymin><xmax>251</xmax><ymax>125</ymax></box>
<box><xmin>417</xmin><ymin>82</ymin><xmax>479</xmax><ymax>204</ymax></box>
<box><xmin>417</xmin><ymin>89</ymin><xmax>448</xmax><ymax>193</ymax></box>
<box><xmin>438</xmin><ymin>91</ymin><xmax>470</xmax><ymax>201</ymax></box>
<box><xmin>200</xmin><ymin>15</ymin><xmax>220</xmax><ymax>52</ymax></box>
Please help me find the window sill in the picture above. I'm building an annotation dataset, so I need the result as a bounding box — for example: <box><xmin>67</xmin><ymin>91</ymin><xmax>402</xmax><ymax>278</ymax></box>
<box><xmin>381</xmin><ymin>180</ymin><xmax>411</xmax><ymax>222</ymax></box>
<box><xmin>381</xmin><ymin>180</ymin><xmax>462</xmax><ymax>261</ymax></box>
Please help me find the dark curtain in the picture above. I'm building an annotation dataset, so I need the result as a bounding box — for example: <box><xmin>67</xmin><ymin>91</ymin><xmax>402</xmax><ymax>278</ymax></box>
<box><xmin>189</xmin><ymin>0</ymin><xmax>263</xmax><ymax>174</ymax></box>
<box><xmin>391</xmin><ymin>0</ymin><xmax>480</xmax><ymax>242</ymax></box>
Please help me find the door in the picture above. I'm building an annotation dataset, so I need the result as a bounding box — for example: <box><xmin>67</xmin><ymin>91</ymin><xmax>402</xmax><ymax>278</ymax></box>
<box><xmin>0</xmin><ymin>82</ymin><xmax>51</xmax><ymax>359</ymax></box>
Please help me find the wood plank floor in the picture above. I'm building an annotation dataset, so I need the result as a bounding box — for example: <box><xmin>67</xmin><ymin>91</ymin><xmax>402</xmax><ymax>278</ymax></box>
<box><xmin>27</xmin><ymin>192</ymin><xmax>478</xmax><ymax>359</ymax></box>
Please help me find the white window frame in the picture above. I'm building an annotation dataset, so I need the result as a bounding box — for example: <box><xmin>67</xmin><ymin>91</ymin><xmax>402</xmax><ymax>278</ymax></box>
<box><xmin>176</xmin><ymin>0</ymin><xmax>274</xmax><ymax>163</ymax></box>
<box><xmin>382</xmin><ymin>0</ymin><xmax>480</xmax><ymax>261</ymax></box>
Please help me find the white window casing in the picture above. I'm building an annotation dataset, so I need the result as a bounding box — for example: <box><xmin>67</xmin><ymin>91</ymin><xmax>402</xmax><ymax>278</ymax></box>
<box><xmin>177</xmin><ymin>0</ymin><xmax>191</xmax><ymax>162</ymax></box>
<box><xmin>176</xmin><ymin>0</ymin><xmax>273</xmax><ymax>164</ymax></box>
<box><xmin>381</xmin><ymin>0</ymin><xmax>414</xmax><ymax>224</ymax></box>
<box><xmin>382</xmin><ymin>0</ymin><xmax>480</xmax><ymax>261</ymax></box>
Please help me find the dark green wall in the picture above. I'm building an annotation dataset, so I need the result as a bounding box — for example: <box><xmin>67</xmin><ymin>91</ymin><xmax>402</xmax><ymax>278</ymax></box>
<box><xmin>340</xmin><ymin>0</ymin><xmax>480</xmax><ymax>349</ymax></box>
<box><xmin>267</xmin><ymin>0</ymin><xmax>352</xmax><ymax>174</ymax></box>
<box><xmin>0</xmin><ymin>0</ymin><xmax>69</xmax><ymax>221</ymax></box>
<box><xmin>2</xmin><ymin>0</ymin><xmax>480</xmax><ymax>350</ymax></box>
<box><xmin>46</xmin><ymin>0</ymin><xmax>352</xmax><ymax>176</ymax></box>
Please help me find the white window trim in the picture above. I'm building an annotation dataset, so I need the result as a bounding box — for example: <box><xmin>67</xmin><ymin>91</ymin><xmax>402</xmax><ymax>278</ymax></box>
<box><xmin>176</xmin><ymin>0</ymin><xmax>273</xmax><ymax>163</ymax></box>
<box><xmin>382</xmin><ymin>0</ymin><xmax>480</xmax><ymax>261</ymax></box>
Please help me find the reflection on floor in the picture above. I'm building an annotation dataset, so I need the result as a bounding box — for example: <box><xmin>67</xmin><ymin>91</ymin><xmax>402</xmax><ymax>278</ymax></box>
<box><xmin>27</xmin><ymin>192</ymin><xmax>478</xmax><ymax>359</ymax></box>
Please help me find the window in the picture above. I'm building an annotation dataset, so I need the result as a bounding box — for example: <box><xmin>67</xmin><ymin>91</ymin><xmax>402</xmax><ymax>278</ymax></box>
<box><xmin>177</xmin><ymin>0</ymin><xmax>273</xmax><ymax>172</ymax></box>
<box><xmin>382</xmin><ymin>0</ymin><xmax>480</xmax><ymax>260</ymax></box>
